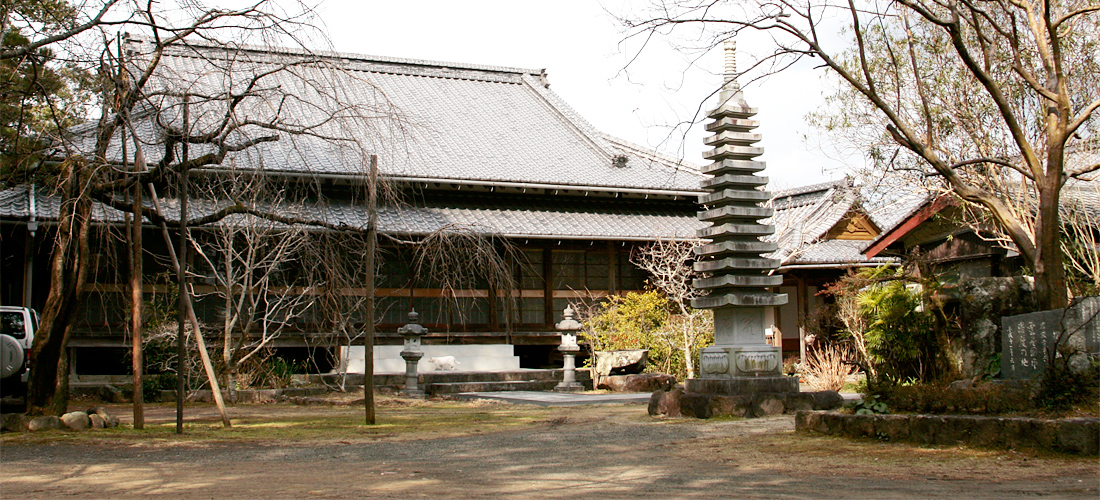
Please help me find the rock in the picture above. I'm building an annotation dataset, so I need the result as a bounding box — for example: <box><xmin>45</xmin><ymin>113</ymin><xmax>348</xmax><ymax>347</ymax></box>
<box><xmin>88</xmin><ymin>413</ymin><xmax>106</xmax><ymax>429</ymax></box>
<box><xmin>794</xmin><ymin>411</ymin><xmax>821</xmax><ymax>432</ymax></box>
<box><xmin>1</xmin><ymin>413</ymin><xmax>26</xmax><ymax>432</ymax></box>
<box><xmin>784</xmin><ymin>393</ymin><xmax>815</xmax><ymax>412</ymax></box>
<box><xmin>967</xmin><ymin>416</ymin><xmax>1004</xmax><ymax>448</ymax></box>
<box><xmin>86</xmin><ymin>406</ymin><xmax>119</xmax><ymax>428</ymax></box>
<box><xmin>649</xmin><ymin>387</ymin><xmax>683</xmax><ymax>417</ymax></box>
<box><xmin>100</xmin><ymin>385</ymin><xmax>129</xmax><ymax>404</ymax></box>
<box><xmin>757</xmin><ymin>396</ymin><xmax>786</xmax><ymax>416</ymax></box>
<box><xmin>810</xmin><ymin>391</ymin><xmax>844</xmax><ymax>410</ymax></box>
<box><xmin>1057</xmin><ymin>418</ymin><xmax>1100</xmax><ymax>455</ymax></box>
<box><xmin>844</xmin><ymin>414</ymin><xmax>875</xmax><ymax>438</ymax></box>
<box><xmin>709</xmin><ymin>395</ymin><xmax>751</xmax><ymax>418</ymax></box>
<box><xmin>678</xmin><ymin>392</ymin><xmax>713</xmax><ymax>419</ymax></box>
<box><xmin>909</xmin><ymin>415</ymin><xmax>946</xmax><ymax>444</ymax></box>
<box><xmin>648</xmin><ymin>390</ymin><xmax>664</xmax><ymax>416</ymax></box>
<box><xmin>27</xmin><ymin>415</ymin><xmax>61</xmax><ymax>431</ymax></box>
<box><xmin>873</xmin><ymin>414</ymin><xmax>911</xmax><ymax>442</ymax></box>
<box><xmin>61</xmin><ymin>411</ymin><xmax>91</xmax><ymax>430</ymax></box>
<box><xmin>593</xmin><ymin>350</ymin><xmax>648</xmax><ymax>377</ymax></box>
<box><xmin>598</xmin><ymin>373</ymin><xmax>676</xmax><ymax>392</ymax></box>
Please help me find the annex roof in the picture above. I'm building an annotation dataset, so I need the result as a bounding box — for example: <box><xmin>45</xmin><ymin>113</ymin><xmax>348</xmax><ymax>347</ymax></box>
<box><xmin>764</xmin><ymin>179</ymin><xmax>893</xmax><ymax>268</ymax></box>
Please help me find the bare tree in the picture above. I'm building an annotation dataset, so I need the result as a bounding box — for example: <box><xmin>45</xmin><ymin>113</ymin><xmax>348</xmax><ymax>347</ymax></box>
<box><xmin>13</xmin><ymin>0</ymin><xmax>402</xmax><ymax>416</ymax></box>
<box><xmin>630</xmin><ymin>238</ymin><xmax>711</xmax><ymax>379</ymax></box>
<box><xmin>618</xmin><ymin>0</ymin><xmax>1100</xmax><ymax>310</ymax></box>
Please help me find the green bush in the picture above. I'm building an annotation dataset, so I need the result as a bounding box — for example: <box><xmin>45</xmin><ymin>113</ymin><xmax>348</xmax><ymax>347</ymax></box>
<box><xmin>579</xmin><ymin>290</ymin><xmax>711</xmax><ymax>380</ymax></box>
<box><xmin>858</xmin><ymin>274</ymin><xmax>940</xmax><ymax>383</ymax></box>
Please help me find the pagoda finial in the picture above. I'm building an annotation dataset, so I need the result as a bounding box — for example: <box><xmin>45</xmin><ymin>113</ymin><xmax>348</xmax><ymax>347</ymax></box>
<box><xmin>721</xmin><ymin>39</ymin><xmax>741</xmax><ymax>100</ymax></box>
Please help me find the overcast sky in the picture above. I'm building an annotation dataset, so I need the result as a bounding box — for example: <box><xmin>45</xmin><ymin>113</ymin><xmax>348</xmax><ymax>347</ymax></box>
<box><xmin>314</xmin><ymin>0</ymin><xmax>851</xmax><ymax>189</ymax></box>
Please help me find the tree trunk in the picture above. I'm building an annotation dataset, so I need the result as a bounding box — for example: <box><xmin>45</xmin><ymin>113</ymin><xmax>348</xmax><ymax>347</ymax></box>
<box><xmin>1034</xmin><ymin>175</ymin><xmax>1068</xmax><ymax>310</ymax></box>
<box><xmin>26</xmin><ymin>164</ymin><xmax>93</xmax><ymax>416</ymax></box>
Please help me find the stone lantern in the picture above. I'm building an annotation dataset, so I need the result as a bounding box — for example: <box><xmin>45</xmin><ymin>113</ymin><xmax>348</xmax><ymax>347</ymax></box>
<box><xmin>554</xmin><ymin>306</ymin><xmax>584</xmax><ymax>392</ymax></box>
<box><xmin>397</xmin><ymin>310</ymin><xmax>428</xmax><ymax>398</ymax></box>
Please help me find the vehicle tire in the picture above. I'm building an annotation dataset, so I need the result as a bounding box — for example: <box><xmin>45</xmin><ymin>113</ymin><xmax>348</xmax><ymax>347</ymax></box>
<box><xmin>0</xmin><ymin>334</ymin><xmax>23</xmax><ymax>380</ymax></box>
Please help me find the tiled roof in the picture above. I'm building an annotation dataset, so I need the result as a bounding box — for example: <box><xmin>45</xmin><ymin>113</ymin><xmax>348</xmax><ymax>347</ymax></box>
<box><xmin>763</xmin><ymin>179</ymin><xmax>891</xmax><ymax>267</ymax></box>
<box><xmin>74</xmin><ymin>38</ymin><xmax>705</xmax><ymax>195</ymax></box>
<box><xmin>0</xmin><ymin>187</ymin><xmax>700</xmax><ymax>241</ymax></box>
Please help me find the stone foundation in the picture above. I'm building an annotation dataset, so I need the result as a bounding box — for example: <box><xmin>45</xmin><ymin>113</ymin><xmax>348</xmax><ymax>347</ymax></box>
<box><xmin>650</xmin><ymin>388</ymin><xmax>842</xmax><ymax>419</ymax></box>
<box><xmin>795</xmin><ymin>411</ymin><xmax>1099</xmax><ymax>456</ymax></box>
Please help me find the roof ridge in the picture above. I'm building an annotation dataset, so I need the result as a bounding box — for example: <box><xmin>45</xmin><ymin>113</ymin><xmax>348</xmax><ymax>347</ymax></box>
<box><xmin>125</xmin><ymin>35</ymin><xmax>547</xmax><ymax>79</ymax></box>
<box><xmin>518</xmin><ymin>74</ymin><xmax>618</xmax><ymax>162</ymax></box>
<box><xmin>772</xmin><ymin>178</ymin><xmax>851</xmax><ymax>199</ymax></box>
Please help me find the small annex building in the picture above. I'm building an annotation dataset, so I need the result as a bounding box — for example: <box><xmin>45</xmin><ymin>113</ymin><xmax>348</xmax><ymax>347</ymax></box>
<box><xmin>765</xmin><ymin>179</ymin><xmax>895</xmax><ymax>359</ymax></box>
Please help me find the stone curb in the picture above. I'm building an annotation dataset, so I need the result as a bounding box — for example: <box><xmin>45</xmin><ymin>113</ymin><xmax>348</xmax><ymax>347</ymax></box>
<box><xmin>795</xmin><ymin>410</ymin><xmax>1099</xmax><ymax>456</ymax></box>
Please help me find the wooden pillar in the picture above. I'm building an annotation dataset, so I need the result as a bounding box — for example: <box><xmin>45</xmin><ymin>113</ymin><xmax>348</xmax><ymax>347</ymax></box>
<box><xmin>796</xmin><ymin>273</ymin><xmax>808</xmax><ymax>364</ymax></box>
<box><xmin>607</xmin><ymin>241</ymin><xmax>617</xmax><ymax>294</ymax></box>
<box><xmin>543</xmin><ymin>247</ymin><xmax>553</xmax><ymax>326</ymax></box>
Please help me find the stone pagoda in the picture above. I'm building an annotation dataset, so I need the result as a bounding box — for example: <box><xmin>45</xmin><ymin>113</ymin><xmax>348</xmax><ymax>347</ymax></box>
<box><xmin>687</xmin><ymin>40</ymin><xmax>797</xmax><ymax>395</ymax></box>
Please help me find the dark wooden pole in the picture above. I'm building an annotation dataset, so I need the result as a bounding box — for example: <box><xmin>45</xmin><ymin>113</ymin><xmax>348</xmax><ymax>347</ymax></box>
<box><xmin>365</xmin><ymin>154</ymin><xmax>378</xmax><ymax>425</ymax></box>
<box><xmin>176</xmin><ymin>97</ymin><xmax>190</xmax><ymax>434</ymax></box>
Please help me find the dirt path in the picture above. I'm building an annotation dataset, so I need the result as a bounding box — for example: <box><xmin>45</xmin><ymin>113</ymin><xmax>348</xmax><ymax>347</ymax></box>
<box><xmin>2</xmin><ymin>401</ymin><xmax>1096</xmax><ymax>499</ymax></box>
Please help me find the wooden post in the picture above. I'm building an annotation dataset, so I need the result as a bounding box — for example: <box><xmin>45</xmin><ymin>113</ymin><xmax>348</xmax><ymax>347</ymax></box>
<box><xmin>796</xmin><ymin>274</ymin><xmax>808</xmax><ymax>365</ymax></box>
<box><xmin>176</xmin><ymin>146</ymin><xmax>188</xmax><ymax>435</ymax></box>
<box><xmin>128</xmin><ymin>132</ymin><xmax>145</xmax><ymax>429</ymax></box>
<box><xmin>365</xmin><ymin>154</ymin><xmax>378</xmax><ymax>425</ymax></box>
<box><xmin>148</xmin><ymin>185</ymin><xmax>231</xmax><ymax>428</ymax></box>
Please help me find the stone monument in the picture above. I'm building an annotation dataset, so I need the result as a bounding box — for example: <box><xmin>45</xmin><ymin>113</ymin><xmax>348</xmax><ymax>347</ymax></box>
<box><xmin>686</xmin><ymin>40</ymin><xmax>798</xmax><ymax>395</ymax></box>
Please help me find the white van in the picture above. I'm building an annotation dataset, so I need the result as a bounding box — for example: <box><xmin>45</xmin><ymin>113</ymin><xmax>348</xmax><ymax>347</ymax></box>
<box><xmin>1</xmin><ymin>306</ymin><xmax>38</xmax><ymax>398</ymax></box>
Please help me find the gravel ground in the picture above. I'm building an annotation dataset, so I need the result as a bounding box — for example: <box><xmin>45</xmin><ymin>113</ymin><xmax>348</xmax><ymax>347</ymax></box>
<box><xmin>2</xmin><ymin>401</ymin><xmax>1097</xmax><ymax>499</ymax></box>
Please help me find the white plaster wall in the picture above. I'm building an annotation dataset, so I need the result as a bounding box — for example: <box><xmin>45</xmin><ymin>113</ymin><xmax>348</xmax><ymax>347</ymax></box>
<box><xmin>340</xmin><ymin>344</ymin><xmax>521</xmax><ymax>374</ymax></box>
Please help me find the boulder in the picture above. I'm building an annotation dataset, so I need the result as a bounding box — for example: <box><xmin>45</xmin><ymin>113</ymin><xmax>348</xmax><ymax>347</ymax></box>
<box><xmin>810</xmin><ymin>391</ymin><xmax>844</xmax><ymax>410</ymax></box>
<box><xmin>757</xmin><ymin>396</ymin><xmax>786</xmax><ymax>416</ymax></box>
<box><xmin>784</xmin><ymin>393</ymin><xmax>816</xmax><ymax>412</ymax></box>
<box><xmin>678</xmin><ymin>392</ymin><xmax>714</xmax><ymax>419</ymax></box>
<box><xmin>794</xmin><ymin>411</ymin><xmax>822</xmax><ymax>432</ymax></box>
<box><xmin>27</xmin><ymin>415</ymin><xmax>61</xmax><ymax>431</ymax></box>
<box><xmin>88</xmin><ymin>413</ymin><xmax>106</xmax><ymax>429</ymax></box>
<box><xmin>648</xmin><ymin>390</ymin><xmax>663</xmax><ymax>416</ymax></box>
<box><xmin>1</xmin><ymin>412</ymin><xmax>26</xmax><ymax>432</ymax></box>
<box><xmin>593</xmin><ymin>350</ymin><xmax>648</xmax><ymax>377</ymax></box>
<box><xmin>100</xmin><ymin>385</ymin><xmax>129</xmax><ymax>404</ymax></box>
<box><xmin>86</xmin><ymin>406</ymin><xmax>119</xmax><ymax>428</ymax></box>
<box><xmin>61</xmin><ymin>411</ymin><xmax>91</xmax><ymax>431</ymax></box>
<box><xmin>598</xmin><ymin>373</ymin><xmax>676</xmax><ymax>393</ymax></box>
<box><xmin>709</xmin><ymin>395</ymin><xmax>752</xmax><ymax>418</ymax></box>
<box><xmin>649</xmin><ymin>387</ymin><xmax>684</xmax><ymax>417</ymax></box>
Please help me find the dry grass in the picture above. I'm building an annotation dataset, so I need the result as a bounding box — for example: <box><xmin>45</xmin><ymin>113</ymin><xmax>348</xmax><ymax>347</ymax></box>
<box><xmin>0</xmin><ymin>394</ymin><xmax>562</xmax><ymax>446</ymax></box>
<box><xmin>802</xmin><ymin>344</ymin><xmax>857</xmax><ymax>392</ymax></box>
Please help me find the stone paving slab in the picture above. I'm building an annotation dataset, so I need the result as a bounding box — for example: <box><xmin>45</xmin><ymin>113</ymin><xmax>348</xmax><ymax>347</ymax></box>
<box><xmin>451</xmin><ymin>391</ymin><xmax>652</xmax><ymax>406</ymax></box>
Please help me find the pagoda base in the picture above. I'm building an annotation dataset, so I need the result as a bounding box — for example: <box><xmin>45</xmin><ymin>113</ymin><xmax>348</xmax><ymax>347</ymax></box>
<box><xmin>686</xmin><ymin>375</ymin><xmax>799</xmax><ymax>395</ymax></box>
